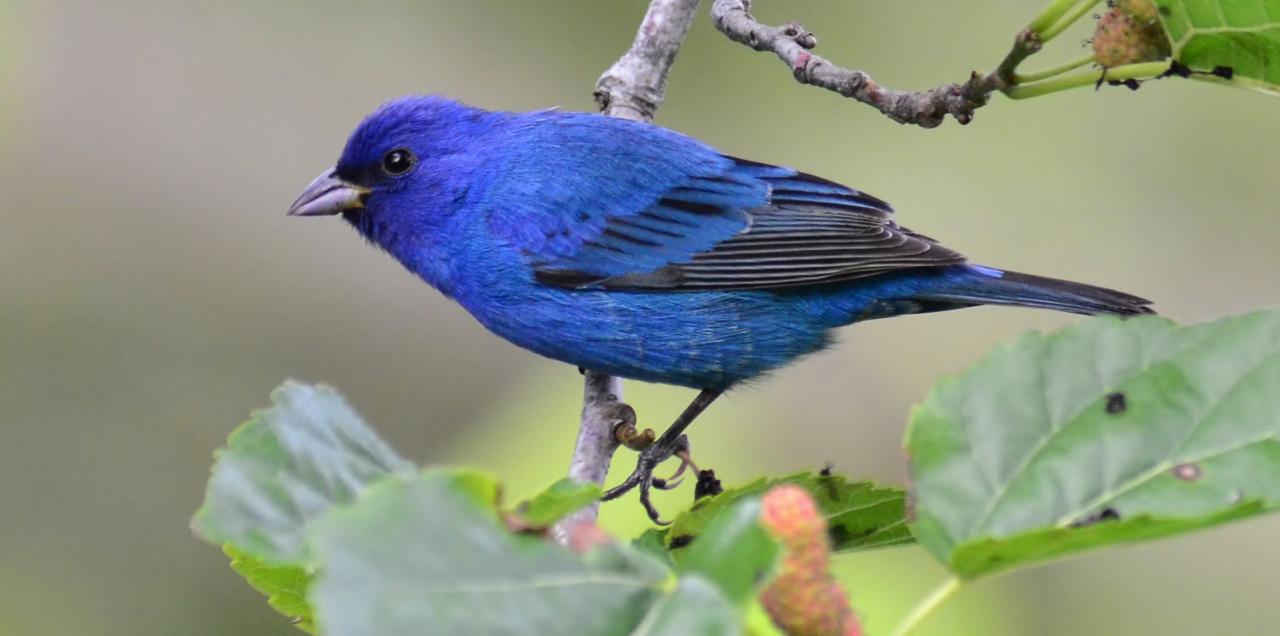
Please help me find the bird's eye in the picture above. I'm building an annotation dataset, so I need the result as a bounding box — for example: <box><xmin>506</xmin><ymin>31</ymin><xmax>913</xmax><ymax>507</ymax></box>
<box><xmin>381</xmin><ymin>148</ymin><xmax>415</xmax><ymax>175</ymax></box>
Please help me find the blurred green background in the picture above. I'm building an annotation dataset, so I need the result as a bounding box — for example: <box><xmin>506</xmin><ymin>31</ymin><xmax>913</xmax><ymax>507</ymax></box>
<box><xmin>3</xmin><ymin>1</ymin><xmax>1278</xmax><ymax>634</ymax></box>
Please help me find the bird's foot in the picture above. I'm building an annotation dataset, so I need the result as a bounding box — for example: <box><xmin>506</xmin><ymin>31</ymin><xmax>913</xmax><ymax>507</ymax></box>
<box><xmin>602</xmin><ymin>436</ymin><xmax>697</xmax><ymax>524</ymax></box>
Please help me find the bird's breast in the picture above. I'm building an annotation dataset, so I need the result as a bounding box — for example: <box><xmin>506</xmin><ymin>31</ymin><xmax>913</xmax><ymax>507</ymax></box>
<box><xmin>452</xmin><ymin>276</ymin><xmax>833</xmax><ymax>388</ymax></box>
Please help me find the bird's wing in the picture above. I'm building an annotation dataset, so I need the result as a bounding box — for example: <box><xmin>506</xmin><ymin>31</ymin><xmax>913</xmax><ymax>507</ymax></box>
<box><xmin>488</xmin><ymin>113</ymin><xmax>964</xmax><ymax>291</ymax></box>
<box><xmin>485</xmin><ymin>112</ymin><xmax>756</xmax><ymax>278</ymax></box>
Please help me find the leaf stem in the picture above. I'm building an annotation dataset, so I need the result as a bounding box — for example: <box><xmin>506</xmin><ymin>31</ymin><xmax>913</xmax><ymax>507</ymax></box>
<box><xmin>1013</xmin><ymin>53</ymin><xmax>1096</xmax><ymax>83</ymax></box>
<box><xmin>1027</xmin><ymin>0</ymin><xmax>1086</xmax><ymax>35</ymax></box>
<box><xmin>1004</xmin><ymin>60</ymin><xmax>1172</xmax><ymax>99</ymax></box>
<box><xmin>1039</xmin><ymin>0</ymin><xmax>1102</xmax><ymax>42</ymax></box>
<box><xmin>888</xmin><ymin>576</ymin><xmax>964</xmax><ymax>636</ymax></box>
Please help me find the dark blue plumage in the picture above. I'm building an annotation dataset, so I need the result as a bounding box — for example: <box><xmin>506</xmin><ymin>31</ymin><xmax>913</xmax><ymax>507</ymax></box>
<box><xmin>290</xmin><ymin>95</ymin><xmax>1151</xmax><ymax>391</ymax></box>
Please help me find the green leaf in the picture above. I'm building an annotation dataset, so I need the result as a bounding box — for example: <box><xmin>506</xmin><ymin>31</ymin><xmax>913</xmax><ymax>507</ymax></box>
<box><xmin>636</xmin><ymin>576</ymin><xmax>742</xmax><ymax>636</ymax></box>
<box><xmin>632</xmin><ymin>527</ymin><xmax>674</xmax><ymax>567</ymax></box>
<box><xmin>947</xmin><ymin>502</ymin><xmax>1262</xmax><ymax>576</ymax></box>
<box><xmin>676</xmin><ymin>499</ymin><xmax>778</xmax><ymax>606</ymax></box>
<box><xmin>198</xmin><ymin>383</ymin><xmax>751</xmax><ymax>634</ymax></box>
<box><xmin>517</xmin><ymin>477</ymin><xmax>602</xmax><ymax>527</ymax></box>
<box><xmin>225</xmin><ymin>545</ymin><xmax>314</xmax><ymax>633</ymax></box>
<box><xmin>907</xmin><ymin>310</ymin><xmax>1280</xmax><ymax>578</ymax></box>
<box><xmin>1156</xmin><ymin>0</ymin><xmax>1280</xmax><ymax>92</ymax></box>
<box><xmin>193</xmin><ymin>382</ymin><xmax>419</xmax><ymax>632</ymax></box>
<box><xmin>191</xmin><ymin>381</ymin><xmax>415</xmax><ymax>564</ymax></box>
<box><xmin>309</xmin><ymin>469</ymin><xmax>684</xmax><ymax>636</ymax></box>
<box><xmin>665</xmin><ymin>472</ymin><xmax>912</xmax><ymax>554</ymax></box>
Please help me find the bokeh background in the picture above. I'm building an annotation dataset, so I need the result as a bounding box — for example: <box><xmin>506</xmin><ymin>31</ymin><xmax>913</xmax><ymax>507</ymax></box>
<box><xmin>4</xmin><ymin>1</ymin><xmax>1278</xmax><ymax>634</ymax></box>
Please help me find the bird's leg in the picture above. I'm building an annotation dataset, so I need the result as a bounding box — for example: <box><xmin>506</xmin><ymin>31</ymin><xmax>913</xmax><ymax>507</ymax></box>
<box><xmin>601</xmin><ymin>388</ymin><xmax>722</xmax><ymax>523</ymax></box>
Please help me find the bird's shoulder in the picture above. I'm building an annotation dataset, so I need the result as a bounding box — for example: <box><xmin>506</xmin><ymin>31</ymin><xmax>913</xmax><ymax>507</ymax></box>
<box><xmin>476</xmin><ymin>111</ymin><xmax>741</xmax><ymax>258</ymax></box>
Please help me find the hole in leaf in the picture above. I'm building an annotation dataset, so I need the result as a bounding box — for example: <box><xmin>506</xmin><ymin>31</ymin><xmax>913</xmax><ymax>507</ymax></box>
<box><xmin>1105</xmin><ymin>391</ymin><xmax>1127</xmax><ymax>414</ymax></box>
<box><xmin>669</xmin><ymin>534</ymin><xmax>694</xmax><ymax>549</ymax></box>
<box><xmin>829</xmin><ymin>525</ymin><xmax>852</xmax><ymax>546</ymax></box>
<box><xmin>1167</xmin><ymin>60</ymin><xmax>1193</xmax><ymax>77</ymax></box>
<box><xmin>1070</xmin><ymin>507</ymin><xmax>1122</xmax><ymax>528</ymax></box>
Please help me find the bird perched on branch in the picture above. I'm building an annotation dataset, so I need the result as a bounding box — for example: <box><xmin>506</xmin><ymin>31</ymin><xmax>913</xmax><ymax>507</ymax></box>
<box><xmin>290</xmin><ymin>96</ymin><xmax>1152</xmax><ymax>522</ymax></box>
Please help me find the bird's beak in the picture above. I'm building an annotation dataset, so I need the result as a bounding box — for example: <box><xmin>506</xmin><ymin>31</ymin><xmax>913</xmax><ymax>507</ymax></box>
<box><xmin>287</xmin><ymin>168</ymin><xmax>370</xmax><ymax>216</ymax></box>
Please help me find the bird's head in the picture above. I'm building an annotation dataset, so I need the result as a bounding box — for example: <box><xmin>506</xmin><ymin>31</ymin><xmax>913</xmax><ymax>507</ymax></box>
<box><xmin>287</xmin><ymin>95</ymin><xmax>493</xmax><ymax>245</ymax></box>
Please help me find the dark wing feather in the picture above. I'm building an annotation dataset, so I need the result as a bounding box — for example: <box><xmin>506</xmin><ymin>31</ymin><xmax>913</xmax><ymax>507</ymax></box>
<box><xmin>535</xmin><ymin>157</ymin><xmax>965</xmax><ymax>291</ymax></box>
<box><xmin>529</xmin><ymin>174</ymin><xmax>755</xmax><ymax>286</ymax></box>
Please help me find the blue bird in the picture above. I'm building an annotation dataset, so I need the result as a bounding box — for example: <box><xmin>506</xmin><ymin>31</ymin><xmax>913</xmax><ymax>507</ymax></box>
<box><xmin>289</xmin><ymin>96</ymin><xmax>1152</xmax><ymax>520</ymax></box>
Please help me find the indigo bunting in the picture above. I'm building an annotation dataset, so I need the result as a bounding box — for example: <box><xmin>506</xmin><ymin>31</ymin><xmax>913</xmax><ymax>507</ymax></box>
<box><xmin>290</xmin><ymin>96</ymin><xmax>1152</xmax><ymax>520</ymax></box>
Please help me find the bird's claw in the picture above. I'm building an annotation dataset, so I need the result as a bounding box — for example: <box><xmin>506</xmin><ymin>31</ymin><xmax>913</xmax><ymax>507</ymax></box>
<box><xmin>602</xmin><ymin>435</ymin><xmax>695</xmax><ymax>524</ymax></box>
<box><xmin>650</xmin><ymin>476</ymin><xmax>681</xmax><ymax>490</ymax></box>
<box><xmin>601</xmin><ymin>454</ymin><xmax>666</xmax><ymax>524</ymax></box>
<box><xmin>650</xmin><ymin>449</ymin><xmax>698</xmax><ymax>491</ymax></box>
<box><xmin>667</xmin><ymin>448</ymin><xmax>698</xmax><ymax>482</ymax></box>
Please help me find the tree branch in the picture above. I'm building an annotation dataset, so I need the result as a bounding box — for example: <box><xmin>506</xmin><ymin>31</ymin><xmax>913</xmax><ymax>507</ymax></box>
<box><xmin>553</xmin><ymin>372</ymin><xmax>626</xmax><ymax>541</ymax></box>
<box><xmin>555</xmin><ymin>0</ymin><xmax>702</xmax><ymax>542</ymax></box>
<box><xmin>595</xmin><ymin>0</ymin><xmax>704</xmax><ymax>122</ymax></box>
<box><xmin>710</xmin><ymin>0</ymin><xmax>1043</xmax><ymax>128</ymax></box>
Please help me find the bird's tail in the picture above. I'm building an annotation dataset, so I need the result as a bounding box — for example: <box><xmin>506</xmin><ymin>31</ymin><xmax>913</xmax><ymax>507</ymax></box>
<box><xmin>916</xmin><ymin>267</ymin><xmax>1154</xmax><ymax>316</ymax></box>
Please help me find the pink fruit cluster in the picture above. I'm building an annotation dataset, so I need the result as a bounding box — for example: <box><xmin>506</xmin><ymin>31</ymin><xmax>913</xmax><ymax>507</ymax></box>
<box><xmin>1093</xmin><ymin>0</ymin><xmax>1172</xmax><ymax>67</ymax></box>
<box><xmin>759</xmin><ymin>485</ymin><xmax>862</xmax><ymax>636</ymax></box>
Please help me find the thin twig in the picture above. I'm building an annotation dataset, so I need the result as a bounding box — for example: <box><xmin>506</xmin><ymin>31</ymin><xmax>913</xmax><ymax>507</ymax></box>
<box><xmin>554</xmin><ymin>0</ymin><xmax>702</xmax><ymax>543</ymax></box>
<box><xmin>710</xmin><ymin>0</ymin><xmax>1043</xmax><ymax>128</ymax></box>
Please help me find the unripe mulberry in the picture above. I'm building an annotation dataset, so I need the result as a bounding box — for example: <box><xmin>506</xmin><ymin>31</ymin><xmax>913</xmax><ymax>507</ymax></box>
<box><xmin>1117</xmin><ymin>0</ymin><xmax>1161</xmax><ymax>24</ymax></box>
<box><xmin>1093</xmin><ymin>6</ymin><xmax>1171</xmax><ymax>67</ymax></box>
<box><xmin>758</xmin><ymin>485</ymin><xmax>862</xmax><ymax>636</ymax></box>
